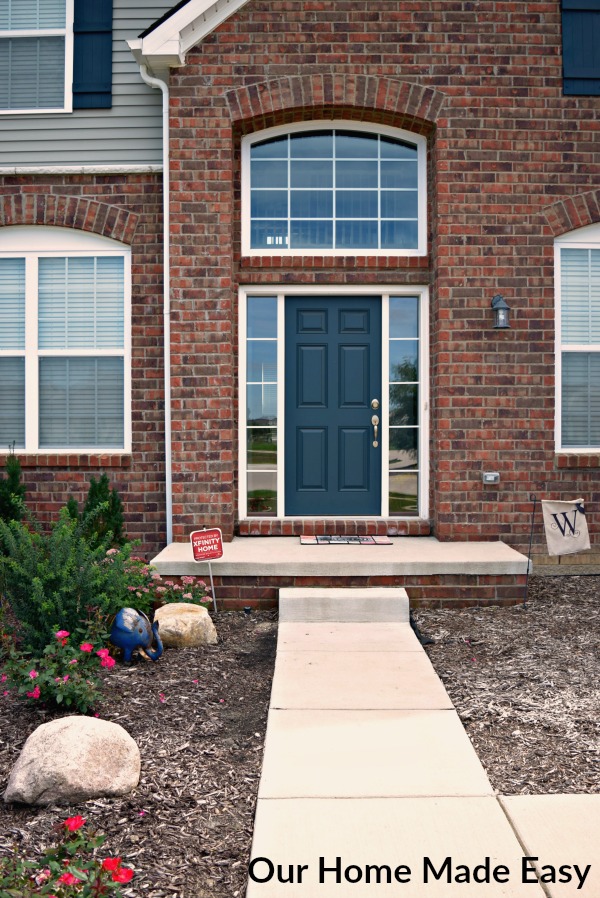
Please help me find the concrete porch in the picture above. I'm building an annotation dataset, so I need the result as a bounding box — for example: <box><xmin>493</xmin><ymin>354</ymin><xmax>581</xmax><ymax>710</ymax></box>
<box><xmin>150</xmin><ymin>537</ymin><xmax>530</xmax><ymax>609</ymax></box>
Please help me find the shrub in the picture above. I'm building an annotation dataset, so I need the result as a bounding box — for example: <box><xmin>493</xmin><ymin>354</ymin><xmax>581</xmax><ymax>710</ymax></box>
<box><xmin>0</xmin><ymin>814</ymin><xmax>134</xmax><ymax>896</ymax></box>
<box><xmin>2</xmin><ymin>628</ymin><xmax>115</xmax><ymax>714</ymax></box>
<box><xmin>0</xmin><ymin>447</ymin><xmax>26</xmax><ymax>526</ymax></box>
<box><xmin>0</xmin><ymin>508</ymin><xmax>150</xmax><ymax>654</ymax></box>
<box><xmin>80</xmin><ymin>474</ymin><xmax>126</xmax><ymax>547</ymax></box>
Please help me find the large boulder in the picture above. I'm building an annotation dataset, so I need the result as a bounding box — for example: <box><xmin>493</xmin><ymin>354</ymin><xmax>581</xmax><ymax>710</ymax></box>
<box><xmin>4</xmin><ymin>716</ymin><xmax>140</xmax><ymax>806</ymax></box>
<box><xmin>154</xmin><ymin>602</ymin><xmax>218</xmax><ymax>648</ymax></box>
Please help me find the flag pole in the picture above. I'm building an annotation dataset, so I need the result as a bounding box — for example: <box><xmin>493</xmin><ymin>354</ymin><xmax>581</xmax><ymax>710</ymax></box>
<box><xmin>523</xmin><ymin>493</ymin><xmax>537</xmax><ymax>608</ymax></box>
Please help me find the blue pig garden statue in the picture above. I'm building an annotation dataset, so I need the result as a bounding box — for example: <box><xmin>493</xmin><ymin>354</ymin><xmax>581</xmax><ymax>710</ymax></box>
<box><xmin>110</xmin><ymin>607</ymin><xmax>163</xmax><ymax>663</ymax></box>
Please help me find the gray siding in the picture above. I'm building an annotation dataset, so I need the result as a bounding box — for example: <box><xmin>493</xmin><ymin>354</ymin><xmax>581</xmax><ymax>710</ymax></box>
<box><xmin>0</xmin><ymin>1</ymin><xmax>173</xmax><ymax>169</ymax></box>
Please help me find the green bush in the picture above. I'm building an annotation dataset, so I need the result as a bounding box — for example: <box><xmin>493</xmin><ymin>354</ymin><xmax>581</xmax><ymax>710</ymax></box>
<box><xmin>0</xmin><ymin>448</ymin><xmax>26</xmax><ymax>526</ymax></box>
<box><xmin>83</xmin><ymin>474</ymin><xmax>125</xmax><ymax>546</ymax></box>
<box><xmin>0</xmin><ymin>508</ymin><xmax>150</xmax><ymax>654</ymax></box>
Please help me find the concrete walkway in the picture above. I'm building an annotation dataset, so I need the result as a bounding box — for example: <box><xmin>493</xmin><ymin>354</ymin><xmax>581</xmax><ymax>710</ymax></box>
<box><xmin>246</xmin><ymin>589</ymin><xmax>599</xmax><ymax>897</ymax></box>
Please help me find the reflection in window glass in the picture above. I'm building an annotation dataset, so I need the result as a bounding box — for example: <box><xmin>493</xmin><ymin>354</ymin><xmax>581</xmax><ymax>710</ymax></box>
<box><xmin>389</xmin><ymin>297</ymin><xmax>420</xmax><ymax>515</ymax></box>
<box><xmin>249</xmin><ymin>129</ymin><xmax>420</xmax><ymax>251</ymax></box>
<box><xmin>247</xmin><ymin>297</ymin><xmax>277</xmax><ymax>339</ymax></box>
<box><xmin>389</xmin><ymin>472</ymin><xmax>418</xmax><ymax>515</ymax></box>
<box><xmin>246</xmin><ymin>297</ymin><xmax>278</xmax><ymax>515</ymax></box>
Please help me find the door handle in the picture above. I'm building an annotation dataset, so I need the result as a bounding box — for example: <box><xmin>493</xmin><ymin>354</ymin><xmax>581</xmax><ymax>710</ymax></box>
<box><xmin>371</xmin><ymin>414</ymin><xmax>379</xmax><ymax>447</ymax></box>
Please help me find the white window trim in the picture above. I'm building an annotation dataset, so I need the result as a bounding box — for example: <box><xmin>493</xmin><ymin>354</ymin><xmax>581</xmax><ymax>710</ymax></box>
<box><xmin>0</xmin><ymin>226</ymin><xmax>131</xmax><ymax>453</ymax></box>
<box><xmin>238</xmin><ymin>284</ymin><xmax>429</xmax><ymax>520</ymax></box>
<box><xmin>241</xmin><ymin>121</ymin><xmax>428</xmax><ymax>258</ymax></box>
<box><xmin>0</xmin><ymin>0</ymin><xmax>74</xmax><ymax>115</ymax></box>
<box><xmin>555</xmin><ymin>224</ymin><xmax>600</xmax><ymax>452</ymax></box>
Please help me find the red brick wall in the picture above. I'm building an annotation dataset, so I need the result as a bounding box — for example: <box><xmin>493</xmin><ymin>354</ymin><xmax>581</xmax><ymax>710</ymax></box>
<box><xmin>0</xmin><ymin>175</ymin><xmax>167</xmax><ymax>554</ymax></box>
<box><xmin>166</xmin><ymin>0</ymin><xmax>600</xmax><ymax>553</ymax></box>
<box><xmin>2</xmin><ymin>2</ymin><xmax>600</xmax><ymax>558</ymax></box>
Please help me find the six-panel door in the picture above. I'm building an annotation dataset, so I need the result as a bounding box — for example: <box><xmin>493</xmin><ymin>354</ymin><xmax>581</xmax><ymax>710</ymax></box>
<box><xmin>285</xmin><ymin>296</ymin><xmax>382</xmax><ymax>515</ymax></box>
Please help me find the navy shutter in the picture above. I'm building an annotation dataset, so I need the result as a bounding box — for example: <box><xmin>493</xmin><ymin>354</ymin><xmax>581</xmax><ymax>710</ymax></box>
<box><xmin>562</xmin><ymin>0</ymin><xmax>600</xmax><ymax>95</ymax></box>
<box><xmin>72</xmin><ymin>0</ymin><xmax>113</xmax><ymax>109</ymax></box>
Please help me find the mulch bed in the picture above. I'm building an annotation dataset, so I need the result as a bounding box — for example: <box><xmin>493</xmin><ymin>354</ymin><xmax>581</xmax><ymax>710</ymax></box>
<box><xmin>0</xmin><ymin>576</ymin><xmax>598</xmax><ymax>896</ymax></box>
<box><xmin>414</xmin><ymin>575</ymin><xmax>600</xmax><ymax>795</ymax></box>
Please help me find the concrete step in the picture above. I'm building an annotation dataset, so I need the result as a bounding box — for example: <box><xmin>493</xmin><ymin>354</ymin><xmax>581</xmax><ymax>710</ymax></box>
<box><xmin>279</xmin><ymin>587</ymin><xmax>409</xmax><ymax>622</ymax></box>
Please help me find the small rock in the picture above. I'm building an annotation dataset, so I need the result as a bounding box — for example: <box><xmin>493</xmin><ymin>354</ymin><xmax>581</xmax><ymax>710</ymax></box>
<box><xmin>4</xmin><ymin>717</ymin><xmax>140</xmax><ymax>806</ymax></box>
<box><xmin>154</xmin><ymin>602</ymin><xmax>218</xmax><ymax>648</ymax></box>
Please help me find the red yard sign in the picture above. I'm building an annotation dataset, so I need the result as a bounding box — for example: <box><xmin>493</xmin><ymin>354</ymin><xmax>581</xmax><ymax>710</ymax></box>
<box><xmin>190</xmin><ymin>528</ymin><xmax>223</xmax><ymax>562</ymax></box>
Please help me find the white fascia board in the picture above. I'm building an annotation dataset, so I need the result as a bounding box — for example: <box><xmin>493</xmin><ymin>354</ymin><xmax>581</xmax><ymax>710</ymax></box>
<box><xmin>130</xmin><ymin>0</ymin><xmax>253</xmax><ymax>71</ymax></box>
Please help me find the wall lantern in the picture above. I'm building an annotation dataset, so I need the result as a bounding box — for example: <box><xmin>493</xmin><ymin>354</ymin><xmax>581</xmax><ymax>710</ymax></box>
<box><xmin>491</xmin><ymin>294</ymin><xmax>511</xmax><ymax>329</ymax></box>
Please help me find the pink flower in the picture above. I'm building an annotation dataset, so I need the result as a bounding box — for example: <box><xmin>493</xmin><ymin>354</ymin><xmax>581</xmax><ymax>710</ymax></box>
<box><xmin>27</xmin><ymin>685</ymin><xmax>40</xmax><ymax>699</ymax></box>
<box><xmin>64</xmin><ymin>815</ymin><xmax>86</xmax><ymax>831</ymax></box>
<box><xmin>80</xmin><ymin>643</ymin><xmax>93</xmax><ymax>652</ymax></box>
<box><xmin>156</xmin><ymin>586</ymin><xmax>167</xmax><ymax>594</ymax></box>
<box><xmin>159</xmin><ymin>693</ymin><xmax>165</xmax><ymax>702</ymax></box>
<box><xmin>182</xmin><ymin>576</ymin><xmax>195</xmax><ymax>585</ymax></box>
<box><xmin>1</xmin><ymin>674</ymin><xmax>7</xmax><ymax>683</ymax></box>
<box><xmin>28</xmin><ymin>669</ymin><xmax>38</xmax><ymax>679</ymax></box>
<box><xmin>182</xmin><ymin>593</ymin><xmax>192</xmax><ymax>600</ymax></box>
<box><xmin>96</xmin><ymin>648</ymin><xmax>110</xmax><ymax>659</ymax></box>
<box><xmin>69</xmin><ymin>659</ymin><xmax>78</xmax><ymax>665</ymax></box>
<box><xmin>34</xmin><ymin>868</ymin><xmax>51</xmax><ymax>885</ymax></box>
<box><xmin>3</xmin><ymin>691</ymin><xmax>9</xmax><ymax>696</ymax></box>
<box><xmin>63</xmin><ymin>675</ymin><xmax>69</xmax><ymax>682</ymax></box>
<box><xmin>101</xmin><ymin>656</ymin><xmax>116</xmax><ymax>669</ymax></box>
<box><xmin>101</xmin><ymin>857</ymin><xmax>122</xmax><ymax>872</ymax></box>
<box><xmin>106</xmin><ymin>548</ymin><xmax>118</xmax><ymax>556</ymax></box>
<box><xmin>151</xmin><ymin>571</ymin><xmax>162</xmax><ymax>580</ymax></box>
<box><xmin>192</xmin><ymin>679</ymin><xmax>199</xmax><ymax>684</ymax></box>
<box><xmin>55</xmin><ymin>630</ymin><xmax>70</xmax><ymax>639</ymax></box>
<box><xmin>58</xmin><ymin>872</ymin><xmax>81</xmax><ymax>885</ymax></box>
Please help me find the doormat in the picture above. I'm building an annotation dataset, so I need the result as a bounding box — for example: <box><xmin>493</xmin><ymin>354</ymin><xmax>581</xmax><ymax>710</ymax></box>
<box><xmin>300</xmin><ymin>535</ymin><xmax>393</xmax><ymax>545</ymax></box>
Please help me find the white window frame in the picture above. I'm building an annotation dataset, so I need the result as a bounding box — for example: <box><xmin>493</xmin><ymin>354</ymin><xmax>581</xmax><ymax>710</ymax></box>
<box><xmin>238</xmin><ymin>285</ymin><xmax>430</xmax><ymax>520</ymax></box>
<box><xmin>241</xmin><ymin>121</ymin><xmax>428</xmax><ymax>257</ymax></box>
<box><xmin>555</xmin><ymin>222</ymin><xmax>600</xmax><ymax>452</ymax></box>
<box><xmin>0</xmin><ymin>226</ymin><xmax>131</xmax><ymax>453</ymax></box>
<box><xmin>0</xmin><ymin>0</ymin><xmax>74</xmax><ymax>115</ymax></box>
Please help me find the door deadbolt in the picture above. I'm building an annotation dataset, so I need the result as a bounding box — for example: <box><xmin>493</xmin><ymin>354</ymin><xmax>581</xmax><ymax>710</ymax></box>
<box><xmin>371</xmin><ymin>398</ymin><xmax>380</xmax><ymax>410</ymax></box>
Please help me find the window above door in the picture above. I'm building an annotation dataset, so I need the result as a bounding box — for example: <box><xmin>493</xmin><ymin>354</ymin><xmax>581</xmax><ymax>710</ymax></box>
<box><xmin>241</xmin><ymin>122</ymin><xmax>427</xmax><ymax>257</ymax></box>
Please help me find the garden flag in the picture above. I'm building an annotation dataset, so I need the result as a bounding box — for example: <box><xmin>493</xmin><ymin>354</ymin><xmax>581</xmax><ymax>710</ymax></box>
<box><xmin>541</xmin><ymin>498</ymin><xmax>590</xmax><ymax>557</ymax></box>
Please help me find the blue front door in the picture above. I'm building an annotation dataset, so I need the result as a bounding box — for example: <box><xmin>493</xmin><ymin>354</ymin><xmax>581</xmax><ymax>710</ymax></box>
<box><xmin>285</xmin><ymin>296</ymin><xmax>382</xmax><ymax>516</ymax></box>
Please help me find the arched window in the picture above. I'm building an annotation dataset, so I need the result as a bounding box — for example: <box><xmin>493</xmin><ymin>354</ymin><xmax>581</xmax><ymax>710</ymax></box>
<box><xmin>556</xmin><ymin>222</ymin><xmax>600</xmax><ymax>450</ymax></box>
<box><xmin>0</xmin><ymin>226</ymin><xmax>131</xmax><ymax>451</ymax></box>
<box><xmin>242</xmin><ymin>122</ymin><xmax>427</xmax><ymax>256</ymax></box>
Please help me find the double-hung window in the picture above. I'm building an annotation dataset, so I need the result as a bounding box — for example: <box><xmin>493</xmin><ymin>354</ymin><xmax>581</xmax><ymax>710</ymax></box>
<box><xmin>0</xmin><ymin>0</ymin><xmax>73</xmax><ymax>113</ymax></box>
<box><xmin>0</xmin><ymin>227</ymin><xmax>130</xmax><ymax>452</ymax></box>
<box><xmin>556</xmin><ymin>227</ymin><xmax>600</xmax><ymax>449</ymax></box>
<box><xmin>0</xmin><ymin>0</ymin><xmax>113</xmax><ymax>114</ymax></box>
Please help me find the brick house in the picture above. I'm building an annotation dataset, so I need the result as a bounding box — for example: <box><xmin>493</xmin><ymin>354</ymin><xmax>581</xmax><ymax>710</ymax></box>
<box><xmin>0</xmin><ymin>1</ymin><xmax>598</xmax><ymax>603</ymax></box>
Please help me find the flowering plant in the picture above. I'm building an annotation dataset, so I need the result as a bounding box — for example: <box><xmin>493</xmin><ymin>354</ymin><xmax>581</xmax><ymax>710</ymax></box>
<box><xmin>2</xmin><ymin>630</ymin><xmax>115</xmax><ymax>714</ymax></box>
<box><xmin>144</xmin><ymin>571</ymin><xmax>211</xmax><ymax>608</ymax></box>
<box><xmin>0</xmin><ymin>815</ymin><xmax>134</xmax><ymax>895</ymax></box>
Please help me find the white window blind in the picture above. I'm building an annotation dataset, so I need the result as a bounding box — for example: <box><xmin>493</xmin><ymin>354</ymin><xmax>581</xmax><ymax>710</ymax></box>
<box><xmin>39</xmin><ymin>256</ymin><xmax>124</xmax><ymax>349</ymax></box>
<box><xmin>0</xmin><ymin>0</ymin><xmax>66</xmax><ymax>30</ymax></box>
<box><xmin>0</xmin><ymin>357</ymin><xmax>25</xmax><ymax>446</ymax></box>
<box><xmin>561</xmin><ymin>248</ymin><xmax>600</xmax><ymax>343</ymax></box>
<box><xmin>39</xmin><ymin>356</ymin><xmax>124</xmax><ymax>448</ymax></box>
<box><xmin>0</xmin><ymin>0</ymin><xmax>67</xmax><ymax>111</ymax></box>
<box><xmin>0</xmin><ymin>257</ymin><xmax>25</xmax><ymax>349</ymax></box>
<box><xmin>562</xmin><ymin>353</ymin><xmax>600</xmax><ymax>447</ymax></box>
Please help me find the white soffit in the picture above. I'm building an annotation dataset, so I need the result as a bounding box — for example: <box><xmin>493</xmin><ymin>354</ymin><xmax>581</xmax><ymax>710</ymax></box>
<box><xmin>129</xmin><ymin>0</ymin><xmax>255</xmax><ymax>70</ymax></box>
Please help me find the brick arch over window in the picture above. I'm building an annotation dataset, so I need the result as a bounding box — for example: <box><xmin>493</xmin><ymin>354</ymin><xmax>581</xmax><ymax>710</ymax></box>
<box><xmin>0</xmin><ymin>194</ymin><xmax>139</xmax><ymax>244</ymax></box>
<box><xmin>543</xmin><ymin>190</ymin><xmax>600</xmax><ymax>238</ymax></box>
<box><xmin>225</xmin><ymin>74</ymin><xmax>446</xmax><ymax>131</ymax></box>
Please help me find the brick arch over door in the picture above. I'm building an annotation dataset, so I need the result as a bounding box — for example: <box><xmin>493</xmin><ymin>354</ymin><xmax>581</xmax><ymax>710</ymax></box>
<box><xmin>543</xmin><ymin>190</ymin><xmax>600</xmax><ymax>237</ymax></box>
<box><xmin>225</xmin><ymin>74</ymin><xmax>446</xmax><ymax>131</ymax></box>
<box><xmin>0</xmin><ymin>194</ymin><xmax>139</xmax><ymax>244</ymax></box>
